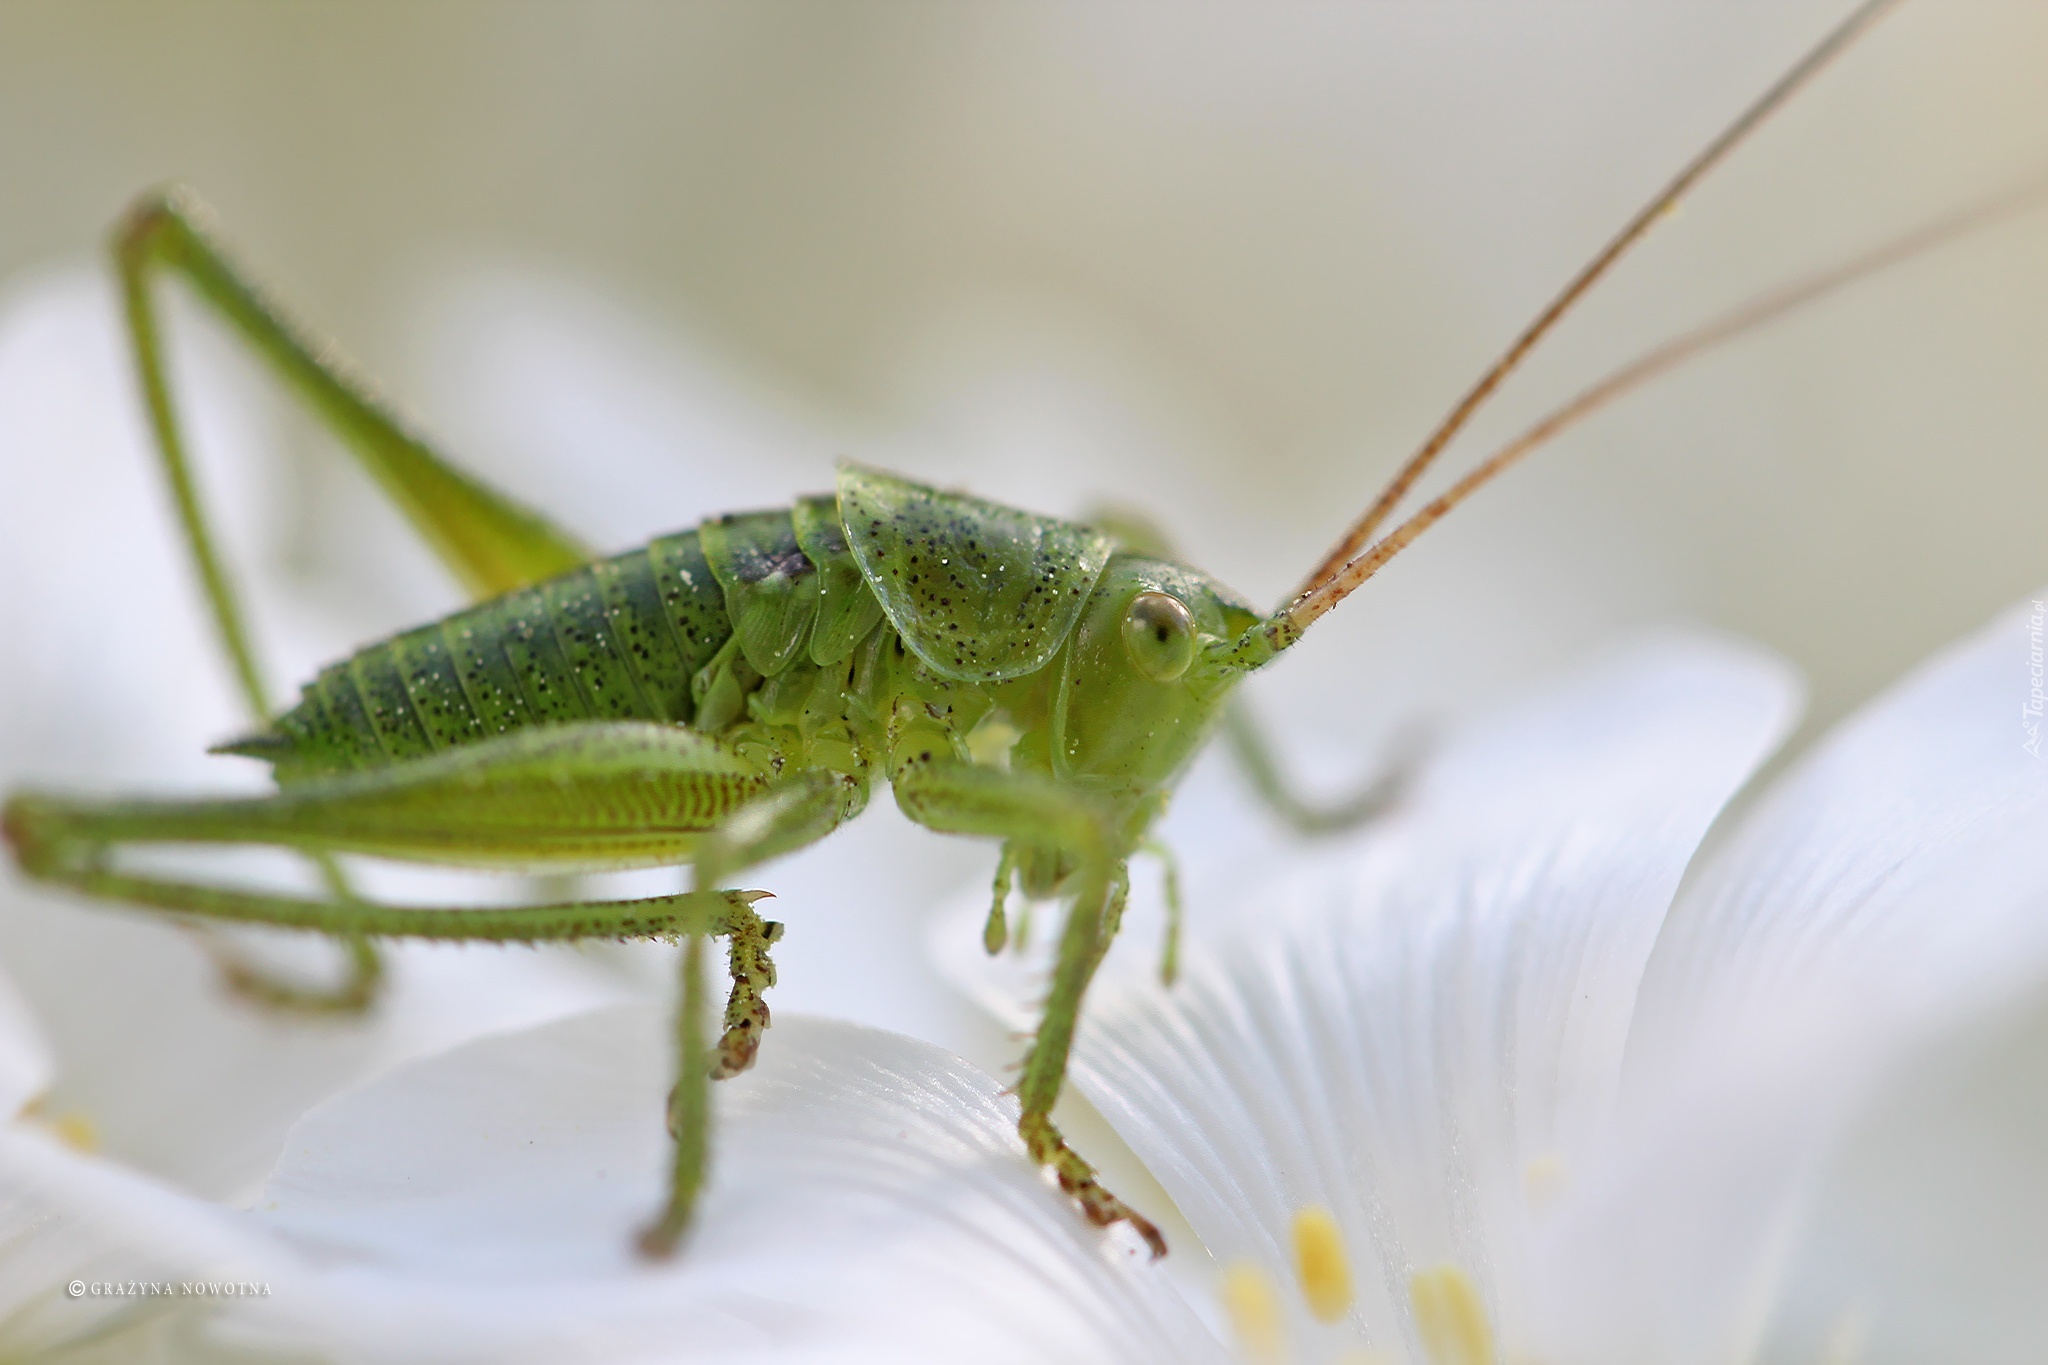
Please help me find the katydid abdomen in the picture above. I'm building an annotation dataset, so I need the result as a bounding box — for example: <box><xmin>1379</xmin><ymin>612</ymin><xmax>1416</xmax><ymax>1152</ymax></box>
<box><xmin>242</xmin><ymin>528</ymin><xmax>736</xmax><ymax>779</ymax></box>
<box><xmin>239</xmin><ymin>490</ymin><xmax>904</xmax><ymax>781</ymax></box>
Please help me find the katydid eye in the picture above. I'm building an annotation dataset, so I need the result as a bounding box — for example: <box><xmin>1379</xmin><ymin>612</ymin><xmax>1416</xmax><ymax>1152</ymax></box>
<box><xmin>1121</xmin><ymin>591</ymin><xmax>1196</xmax><ymax>682</ymax></box>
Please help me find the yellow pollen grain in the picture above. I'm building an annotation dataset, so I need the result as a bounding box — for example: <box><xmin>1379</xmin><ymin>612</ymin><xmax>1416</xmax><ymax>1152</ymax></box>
<box><xmin>1291</xmin><ymin>1205</ymin><xmax>1354</xmax><ymax>1322</ymax></box>
<box><xmin>1410</xmin><ymin>1264</ymin><xmax>1495</xmax><ymax>1365</ymax></box>
<box><xmin>1221</xmin><ymin>1260</ymin><xmax>1285</xmax><ymax>1365</ymax></box>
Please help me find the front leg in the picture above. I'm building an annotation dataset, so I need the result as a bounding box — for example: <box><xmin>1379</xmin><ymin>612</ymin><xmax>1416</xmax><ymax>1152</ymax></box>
<box><xmin>891</xmin><ymin>749</ymin><xmax>1168</xmax><ymax>1257</ymax></box>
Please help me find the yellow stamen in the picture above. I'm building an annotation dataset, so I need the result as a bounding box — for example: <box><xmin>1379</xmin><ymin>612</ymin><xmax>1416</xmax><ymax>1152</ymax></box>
<box><xmin>1410</xmin><ymin>1264</ymin><xmax>1495</xmax><ymax>1365</ymax></box>
<box><xmin>1291</xmin><ymin>1205</ymin><xmax>1354</xmax><ymax>1322</ymax></box>
<box><xmin>1221</xmin><ymin>1260</ymin><xmax>1285</xmax><ymax>1365</ymax></box>
<box><xmin>1522</xmin><ymin>1153</ymin><xmax>1568</xmax><ymax>1213</ymax></box>
<box><xmin>47</xmin><ymin>1111</ymin><xmax>98</xmax><ymax>1153</ymax></box>
<box><xmin>20</xmin><ymin>1095</ymin><xmax>99</xmax><ymax>1153</ymax></box>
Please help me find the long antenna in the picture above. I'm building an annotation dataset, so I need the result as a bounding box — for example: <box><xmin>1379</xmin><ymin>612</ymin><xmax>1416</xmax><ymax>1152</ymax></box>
<box><xmin>1277</xmin><ymin>176</ymin><xmax>2048</xmax><ymax>638</ymax></box>
<box><xmin>1289</xmin><ymin>0</ymin><xmax>1906</xmax><ymax>607</ymax></box>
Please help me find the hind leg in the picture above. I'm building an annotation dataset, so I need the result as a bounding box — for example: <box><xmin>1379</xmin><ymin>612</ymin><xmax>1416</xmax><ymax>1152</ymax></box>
<box><xmin>6</xmin><ymin>722</ymin><xmax>864</xmax><ymax>1256</ymax></box>
<box><xmin>110</xmin><ymin>189</ymin><xmax>596</xmax><ymax>1011</ymax></box>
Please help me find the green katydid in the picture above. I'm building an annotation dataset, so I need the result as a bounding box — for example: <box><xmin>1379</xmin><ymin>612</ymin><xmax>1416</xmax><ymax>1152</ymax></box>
<box><xmin>2</xmin><ymin>0</ymin><xmax>2028</xmax><ymax>1258</ymax></box>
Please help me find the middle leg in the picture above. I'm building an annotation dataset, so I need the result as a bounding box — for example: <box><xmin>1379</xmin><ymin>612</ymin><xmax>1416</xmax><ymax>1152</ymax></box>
<box><xmin>1223</xmin><ymin>697</ymin><xmax>1424</xmax><ymax>835</ymax></box>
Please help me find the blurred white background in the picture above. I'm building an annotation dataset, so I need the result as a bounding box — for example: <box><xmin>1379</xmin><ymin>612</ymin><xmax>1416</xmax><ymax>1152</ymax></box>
<box><xmin>0</xmin><ymin>2</ymin><xmax>2045</xmax><ymax>1146</ymax></box>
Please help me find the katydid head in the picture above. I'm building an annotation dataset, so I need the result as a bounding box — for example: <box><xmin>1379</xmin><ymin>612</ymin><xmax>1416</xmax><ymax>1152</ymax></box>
<box><xmin>1049</xmin><ymin>553</ymin><xmax>1259</xmax><ymax>794</ymax></box>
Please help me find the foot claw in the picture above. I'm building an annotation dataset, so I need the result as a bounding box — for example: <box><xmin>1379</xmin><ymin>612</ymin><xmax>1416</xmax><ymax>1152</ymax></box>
<box><xmin>1020</xmin><ymin>1110</ymin><xmax>1170</xmax><ymax>1258</ymax></box>
<box><xmin>635</xmin><ymin>1220</ymin><xmax>681</xmax><ymax>1260</ymax></box>
<box><xmin>709</xmin><ymin>999</ymin><xmax>769</xmax><ymax>1079</ymax></box>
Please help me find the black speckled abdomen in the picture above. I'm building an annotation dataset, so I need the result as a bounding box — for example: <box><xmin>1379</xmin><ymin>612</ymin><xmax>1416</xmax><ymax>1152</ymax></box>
<box><xmin>250</xmin><ymin>530</ymin><xmax>732</xmax><ymax>782</ymax></box>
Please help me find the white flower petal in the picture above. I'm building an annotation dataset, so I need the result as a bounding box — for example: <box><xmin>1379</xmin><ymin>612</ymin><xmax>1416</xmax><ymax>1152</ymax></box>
<box><xmin>1756</xmin><ymin>979</ymin><xmax>2048</xmax><ymax>1364</ymax></box>
<box><xmin>0</xmin><ymin>1128</ymin><xmax>284</xmax><ymax>1360</ymax></box>
<box><xmin>0</xmin><ymin>270</ymin><xmax>247</xmax><ymax>786</ymax></box>
<box><xmin>1530</xmin><ymin>955</ymin><xmax>2048</xmax><ymax>1365</ymax></box>
<box><xmin>0</xmin><ymin>966</ymin><xmax>52</xmax><ymax>1122</ymax></box>
<box><xmin>1634</xmin><ymin>590</ymin><xmax>2048</xmax><ymax>1067</ymax></box>
<box><xmin>2</xmin><ymin>894</ymin><xmax>636</xmax><ymax>1202</ymax></box>
<box><xmin>0</xmin><ymin>272</ymin><xmax>674</xmax><ymax>1201</ymax></box>
<box><xmin>231</xmin><ymin>1006</ymin><xmax>1223</xmax><ymax>1365</ymax></box>
<box><xmin>1534</xmin><ymin>592</ymin><xmax>2048</xmax><ymax>1365</ymax></box>
<box><xmin>947</xmin><ymin>633</ymin><xmax>1796</xmax><ymax>1357</ymax></box>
